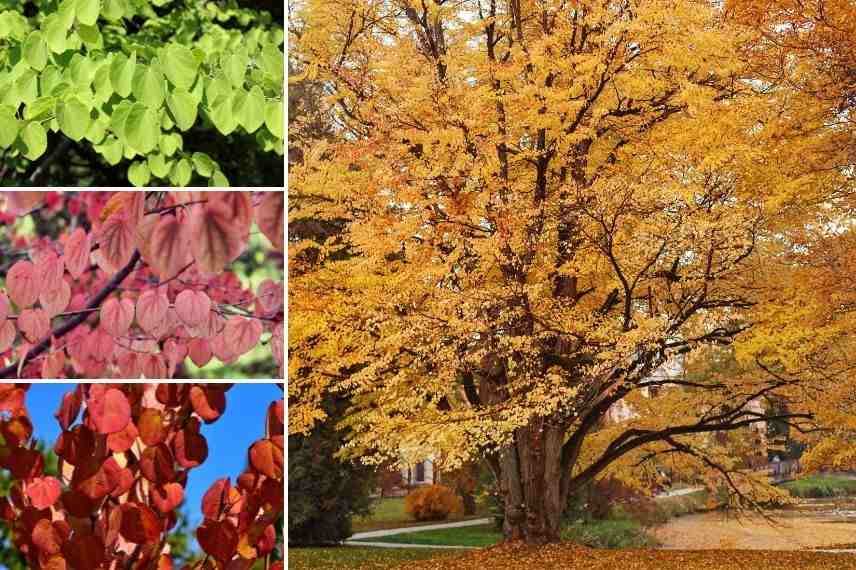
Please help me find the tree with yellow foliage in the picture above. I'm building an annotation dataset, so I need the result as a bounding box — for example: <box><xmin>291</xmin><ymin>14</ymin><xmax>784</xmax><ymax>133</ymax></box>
<box><xmin>289</xmin><ymin>0</ymin><xmax>852</xmax><ymax>543</ymax></box>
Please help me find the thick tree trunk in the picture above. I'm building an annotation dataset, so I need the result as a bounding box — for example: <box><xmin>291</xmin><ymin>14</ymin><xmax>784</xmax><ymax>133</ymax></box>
<box><xmin>499</xmin><ymin>418</ymin><xmax>567</xmax><ymax>544</ymax></box>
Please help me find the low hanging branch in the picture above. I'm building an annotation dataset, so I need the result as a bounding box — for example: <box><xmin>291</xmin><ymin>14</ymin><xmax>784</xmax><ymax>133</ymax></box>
<box><xmin>0</xmin><ymin>251</ymin><xmax>142</xmax><ymax>379</ymax></box>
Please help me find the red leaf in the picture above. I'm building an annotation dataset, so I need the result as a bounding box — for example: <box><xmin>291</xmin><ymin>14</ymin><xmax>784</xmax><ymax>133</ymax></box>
<box><xmin>255</xmin><ymin>191</ymin><xmax>284</xmax><ymax>251</ymax></box>
<box><xmin>106</xmin><ymin>419</ymin><xmax>138</xmax><ymax>452</ymax></box>
<box><xmin>63</xmin><ymin>228</ymin><xmax>92</xmax><ymax>280</ymax></box>
<box><xmin>89</xmin><ymin>388</ymin><xmax>131</xmax><ymax>434</ymax></box>
<box><xmin>223</xmin><ymin>316</ymin><xmax>263</xmax><ymax>357</ymax></box>
<box><xmin>138</xmin><ymin>408</ymin><xmax>166</xmax><ymax>446</ymax></box>
<box><xmin>190</xmin><ymin>201</ymin><xmax>243</xmax><ymax>273</ymax></box>
<box><xmin>7</xmin><ymin>260</ymin><xmax>42</xmax><ymax>308</ymax></box>
<box><xmin>187</xmin><ymin>337</ymin><xmax>212</xmax><ymax>367</ymax></box>
<box><xmin>62</xmin><ymin>532</ymin><xmax>105</xmax><ymax>569</ymax></box>
<box><xmin>190</xmin><ymin>385</ymin><xmax>226</xmax><ymax>423</ymax></box>
<box><xmin>119</xmin><ymin>503</ymin><xmax>162</xmax><ymax>544</ymax></box>
<box><xmin>249</xmin><ymin>439</ymin><xmax>283</xmax><ymax>480</ymax></box>
<box><xmin>0</xmin><ymin>320</ymin><xmax>16</xmax><ymax>352</ymax></box>
<box><xmin>96</xmin><ymin>213</ymin><xmax>135</xmax><ymax>274</ymax></box>
<box><xmin>136</xmin><ymin>289</ymin><xmax>169</xmax><ymax>339</ymax></box>
<box><xmin>197</xmin><ymin>519</ymin><xmax>239</xmax><ymax>564</ymax></box>
<box><xmin>150</xmin><ymin>214</ymin><xmax>193</xmax><ymax>280</ymax></box>
<box><xmin>27</xmin><ymin>476</ymin><xmax>62</xmax><ymax>510</ymax></box>
<box><xmin>267</xmin><ymin>399</ymin><xmax>284</xmax><ymax>436</ymax></box>
<box><xmin>201</xmin><ymin>478</ymin><xmax>231</xmax><ymax>519</ymax></box>
<box><xmin>54</xmin><ymin>389</ymin><xmax>81</xmax><ymax>430</ymax></box>
<box><xmin>175</xmin><ymin>289</ymin><xmax>211</xmax><ymax>328</ymax></box>
<box><xmin>155</xmin><ymin>383</ymin><xmax>188</xmax><ymax>406</ymax></box>
<box><xmin>100</xmin><ymin>296</ymin><xmax>135</xmax><ymax>337</ymax></box>
<box><xmin>31</xmin><ymin>518</ymin><xmax>62</xmax><ymax>554</ymax></box>
<box><xmin>151</xmin><ymin>482</ymin><xmax>184</xmax><ymax>514</ymax></box>
<box><xmin>140</xmin><ymin>444</ymin><xmax>176</xmax><ymax>484</ymax></box>
<box><xmin>5</xmin><ymin>447</ymin><xmax>44</xmax><ymax>479</ymax></box>
<box><xmin>18</xmin><ymin>308</ymin><xmax>50</xmax><ymax>343</ymax></box>
<box><xmin>173</xmin><ymin>422</ymin><xmax>208</xmax><ymax>468</ymax></box>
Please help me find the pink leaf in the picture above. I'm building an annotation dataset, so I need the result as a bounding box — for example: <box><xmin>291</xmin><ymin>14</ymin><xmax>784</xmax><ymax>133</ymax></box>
<box><xmin>223</xmin><ymin>316</ymin><xmax>263</xmax><ymax>357</ymax></box>
<box><xmin>0</xmin><ymin>293</ymin><xmax>9</xmax><ymax>323</ymax></box>
<box><xmin>39</xmin><ymin>280</ymin><xmax>71</xmax><ymax>318</ymax></box>
<box><xmin>89</xmin><ymin>388</ymin><xmax>131</xmax><ymax>434</ymax></box>
<box><xmin>150</xmin><ymin>215</ymin><xmax>193</xmax><ymax>280</ymax></box>
<box><xmin>256</xmin><ymin>279</ymin><xmax>284</xmax><ymax>314</ymax></box>
<box><xmin>18</xmin><ymin>308</ymin><xmax>50</xmax><ymax>343</ymax></box>
<box><xmin>255</xmin><ymin>192</ymin><xmax>284</xmax><ymax>251</ymax></box>
<box><xmin>136</xmin><ymin>289</ymin><xmax>169</xmax><ymax>339</ymax></box>
<box><xmin>26</xmin><ymin>476</ymin><xmax>61</xmax><ymax>510</ymax></box>
<box><xmin>35</xmin><ymin>251</ymin><xmax>65</xmax><ymax>293</ymax></box>
<box><xmin>63</xmin><ymin>228</ymin><xmax>92</xmax><ymax>280</ymax></box>
<box><xmin>187</xmin><ymin>338</ymin><xmax>212</xmax><ymax>367</ymax></box>
<box><xmin>97</xmin><ymin>214</ymin><xmax>135</xmax><ymax>274</ymax></box>
<box><xmin>7</xmin><ymin>260</ymin><xmax>42</xmax><ymax>308</ymax></box>
<box><xmin>100</xmin><ymin>297</ymin><xmax>135</xmax><ymax>337</ymax></box>
<box><xmin>175</xmin><ymin>290</ymin><xmax>211</xmax><ymax>328</ymax></box>
<box><xmin>41</xmin><ymin>350</ymin><xmax>65</xmax><ymax>379</ymax></box>
<box><xmin>0</xmin><ymin>320</ymin><xmax>16</xmax><ymax>352</ymax></box>
<box><xmin>190</xmin><ymin>202</ymin><xmax>243</xmax><ymax>273</ymax></box>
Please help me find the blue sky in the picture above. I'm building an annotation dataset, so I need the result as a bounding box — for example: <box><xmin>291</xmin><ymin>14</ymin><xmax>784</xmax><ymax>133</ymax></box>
<box><xmin>25</xmin><ymin>383</ymin><xmax>282</xmax><ymax>530</ymax></box>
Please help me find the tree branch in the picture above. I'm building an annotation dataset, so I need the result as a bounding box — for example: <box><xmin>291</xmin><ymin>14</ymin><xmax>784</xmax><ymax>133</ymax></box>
<box><xmin>0</xmin><ymin>250</ymin><xmax>141</xmax><ymax>379</ymax></box>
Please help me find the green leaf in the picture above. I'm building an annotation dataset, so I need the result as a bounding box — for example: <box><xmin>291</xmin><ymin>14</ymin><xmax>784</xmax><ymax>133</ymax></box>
<box><xmin>95</xmin><ymin>135</ymin><xmax>122</xmax><ymax>165</ymax></box>
<box><xmin>259</xmin><ymin>43</ymin><xmax>284</xmax><ymax>84</ymax></box>
<box><xmin>20</xmin><ymin>122</ymin><xmax>47</xmax><ymax>160</ymax></box>
<box><xmin>163</xmin><ymin>44</ymin><xmax>199</xmax><ymax>91</ymax></box>
<box><xmin>147</xmin><ymin>152</ymin><xmax>170</xmax><ymax>178</ymax></box>
<box><xmin>159</xmin><ymin>132</ymin><xmax>182</xmax><ymax>157</ymax></box>
<box><xmin>166</xmin><ymin>88</ymin><xmax>197</xmax><ymax>131</ymax></box>
<box><xmin>78</xmin><ymin>23</ymin><xmax>102</xmax><ymax>48</ymax></box>
<box><xmin>102</xmin><ymin>0</ymin><xmax>127</xmax><ymax>21</ymax></box>
<box><xmin>209</xmin><ymin>170</ymin><xmax>229</xmax><ymax>187</ymax></box>
<box><xmin>57</xmin><ymin>96</ymin><xmax>91</xmax><ymax>141</ymax></box>
<box><xmin>93</xmin><ymin>62</ymin><xmax>113</xmax><ymax>102</ymax></box>
<box><xmin>24</xmin><ymin>96</ymin><xmax>56</xmax><ymax>121</ymax></box>
<box><xmin>16</xmin><ymin>70</ymin><xmax>39</xmax><ymax>105</ymax></box>
<box><xmin>57</xmin><ymin>0</ymin><xmax>77</xmax><ymax>29</ymax></box>
<box><xmin>222</xmin><ymin>47</ymin><xmax>247</xmax><ymax>88</ymax></box>
<box><xmin>192</xmin><ymin>152</ymin><xmax>215</xmax><ymax>177</ymax></box>
<box><xmin>264</xmin><ymin>99</ymin><xmax>283</xmax><ymax>139</ymax></box>
<box><xmin>0</xmin><ymin>105</ymin><xmax>19</xmax><ymax>148</ymax></box>
<box><xmin>69</xmin><ymin>54</ymin><xmax>96</xmax><ymax>88</ymax></box>
<box><xmin>170</xmin><ymin>157</ymin><xmax>192</xmax><ymax>186</ymax></box>
<box><xmin>76</xmin><ymin>0</ymin><xmax>101</xmax><ymax>26</ymax></box>
<box><xmin>123</xmin><ymin>102</ymin><xmax>159</xmax><ymax>154</ymax></box>
<box><xmin>132</xmin><ymin>64</ymin><xmax>166</xmax><ymax>109</ymax></box>
<box><xmin>110</xmin><ymin>51</ymin><xmax>136</xmax><ymax>98</ymax></box>
<box><xmin>210</xmin><ymin>94</ymin><xmax>237</xmax><ymax>135</ymax></box>
<box><xmin>205</xmin><ymin>72</ymin><xmax>232</xmax><ymax>107</ymax></box>
<box><xmin>40</xmin><ymin>66</ymin><xmax>62</xmax><ymax>96</ymax></box>
<box><xmin>241</xmin><ymin>85</ymin><xmax>265</xmax><ymax>133</ymax></box>
<box><xmin>84</xmin><ymin>112</ymin><xmax>107</xmax><ymax>143</ymax></box>
<box><xmin>43</xmin><ymin>15</ymin><xmax>67</xmax><ymax>54</ymax></box>
<box><xmin>23</xmin><ymin>32</ymin><xmax>48</xmax><ymax>71</ymax></box>
<box><xmin>110</xmin><ymin>100</ymin><xmax>133</xmax><ymax>140</ymax></box>
<box><xmin>128</xmin><ymin>161</ymin><xmax>151</xmax><ymax>186</ymax></box>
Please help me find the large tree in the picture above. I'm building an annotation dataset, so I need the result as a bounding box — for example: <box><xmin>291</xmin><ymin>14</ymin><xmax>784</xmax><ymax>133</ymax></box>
<box><xmin>289</xmin><ymin>0</ymin><xmax>853</xmax><ymax>543</ymax></box>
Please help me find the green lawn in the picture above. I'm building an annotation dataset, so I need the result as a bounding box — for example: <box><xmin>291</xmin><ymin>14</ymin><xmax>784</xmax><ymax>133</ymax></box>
<box><xmin>780</xmin><ymin>474</ymin><xmax>856</xmax><ymax>498</ymax></box>
<box><xmin>353</xmin><ymin>524</ymin><xmax>502</xmax><ymax>548</ymax></box>
<box><xmin>352</xmin><ymin>497</ymin><xmax>489</xmax><ymax>532</ymax></box>
<box><xmin>287</xmin><ymin>546</ymin><xmax>457</xmax><ymax>569</ymax></box>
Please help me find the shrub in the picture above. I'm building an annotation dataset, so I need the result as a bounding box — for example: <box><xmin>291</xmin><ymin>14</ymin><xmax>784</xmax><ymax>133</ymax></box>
<box><xmin>405</xmin><ymin>484</ymin><xmax>463</xmax><ymax>521</ymax></box>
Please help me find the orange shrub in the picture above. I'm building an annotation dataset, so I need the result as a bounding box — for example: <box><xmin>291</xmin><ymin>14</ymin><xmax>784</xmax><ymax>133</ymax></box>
<box><xmin>404</xmin><ymin>484</ymin><xmax>463</xmax><ymax>521</ymax></box>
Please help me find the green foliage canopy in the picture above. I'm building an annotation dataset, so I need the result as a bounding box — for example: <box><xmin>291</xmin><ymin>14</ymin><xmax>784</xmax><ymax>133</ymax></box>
<box><xmin>0</xmin><ymin>0</ymin><xmax>284</xmax><ymax>186</ymax></box>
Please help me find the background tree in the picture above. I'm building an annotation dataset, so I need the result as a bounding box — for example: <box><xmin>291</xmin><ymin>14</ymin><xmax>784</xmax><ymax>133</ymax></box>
<box><xmin>0</xmin><ymin>0</ymin><xmax>284</xmax><ymax>186</ymax></box>
<box><xmin>290</xmin><ymin>0</ymin><xmax>853</xmax><ymax>544</ymax></box>
<box><xmin>0</xmin><ymin>191</ymin><xmax>284</xmax><ymax>379</ymax></box>
<box><xmin>288</xmin><ymin>395</ymin><xmax>376</xmax><ymax>546</ymax></box>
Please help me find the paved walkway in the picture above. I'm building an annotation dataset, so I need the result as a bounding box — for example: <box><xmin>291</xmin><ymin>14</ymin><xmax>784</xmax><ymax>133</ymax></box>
<box><xmin>348</xmin><ymin>517</ymin><xmax>492</xmax><ymax>541</ymax></box>
<box><xmin>655</xmin><ymin>486</ymin><xmax>705</xmax><ymax>499</ymax></box>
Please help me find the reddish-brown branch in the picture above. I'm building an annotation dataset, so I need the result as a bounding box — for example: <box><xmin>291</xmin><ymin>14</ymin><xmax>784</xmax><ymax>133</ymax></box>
<box><xmin>0</xmin><ymin>250</ymin><xmax>141</xmax><ymax>379</ymax></box>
